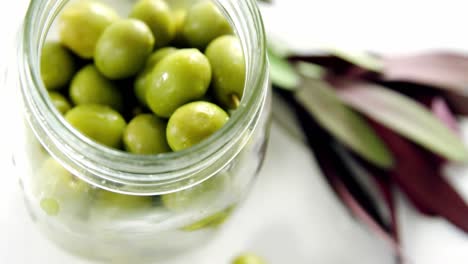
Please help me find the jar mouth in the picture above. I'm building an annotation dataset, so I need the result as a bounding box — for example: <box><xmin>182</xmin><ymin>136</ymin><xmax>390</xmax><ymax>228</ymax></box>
<box><xmin>19</xmin><ymin>0</ymin><xmax>268</xmax><ymax>195</ymax></box>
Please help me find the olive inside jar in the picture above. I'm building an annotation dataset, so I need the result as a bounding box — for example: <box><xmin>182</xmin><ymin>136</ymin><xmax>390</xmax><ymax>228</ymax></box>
<box><xmin>11</xmin><ymin>0</ymin><xmax>269</xmax><ymax>262</ymax></box>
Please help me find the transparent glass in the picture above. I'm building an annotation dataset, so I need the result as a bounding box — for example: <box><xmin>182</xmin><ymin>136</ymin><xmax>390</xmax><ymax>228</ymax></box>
<box><xmin>8</xmin><ymin>0</ymin><xmax>270</xmax><ymax>262</ymax></box>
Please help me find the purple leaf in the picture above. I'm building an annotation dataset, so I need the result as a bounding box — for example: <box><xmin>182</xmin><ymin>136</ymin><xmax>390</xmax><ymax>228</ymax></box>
<box><xmin>381</xmin><ymin>52</ymin><xmax>468</xmax><ymax>93</ymax></box>
<box><xmin>335</xmin><ymin>81</ymin><xmax>468</xmax><ymax>162</ymax></box>
<box><xmin>289</xmin><ymin>54</ymin><xmax>353</xmax><ymax>74</ymax></box>
<box><xmin>373</xmin><ymin>176</ymin><xmax>398</xmax><ymax>236</ymax></box>
<box><xmin>338</xmin><ymin>147</ymin><xmax>410</xmax><ymax>262</ymax></box>
<box><xmin>431</xmin><ymin>97</ymin><xmax>459</xmax><ymax>133</ymax></box>
<box><xmin>443</xmin><ymin>92</ymin><xmax>468</xmax><ymax>116</ymax></box>
<box><xmin>276</xmin><ymin>90</ymin><xmax>398</xmax><ymax>247</ymax></box>
<box><xmin>289</xmin><ymin>50</ymin><xmax>381</xmax><ymax>75</ymax></box>
<box><xmin>331</xmin><ymin>172</ymin><xmax>400</xmax><ymax>249</ymax></box>
<box><xmin>371</xmin><ymin>121</ymin><xmax>468</xmax><ymax>233</ymax></box>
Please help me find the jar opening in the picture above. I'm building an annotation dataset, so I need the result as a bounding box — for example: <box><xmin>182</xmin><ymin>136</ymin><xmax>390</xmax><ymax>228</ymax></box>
<box><xmin>19</xmin><ymin>0</ymin><xmax>268</xmax><ymax>195</ymax></box>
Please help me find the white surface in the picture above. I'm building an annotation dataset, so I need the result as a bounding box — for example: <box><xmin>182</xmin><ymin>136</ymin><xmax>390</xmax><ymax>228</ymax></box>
<box><xmin>2</xmin><ymin>0</ymin><xmax>468</xmax><ymax>263</ymax></box>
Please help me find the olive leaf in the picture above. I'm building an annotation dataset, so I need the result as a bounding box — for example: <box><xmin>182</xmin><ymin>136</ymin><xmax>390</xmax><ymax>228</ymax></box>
<box><xmin>268</xmin><ymin>48</ymin><xmax>301</xmax><ymax>91</ymax></box>
<box><xmin>370</xmin><ymin>121</ymin><xmax>468</xmax><ymax>233</ymax></box>
<box><xmin>337</xmin><ymin>81</ymin><xmax>468</xmax><ymax>162</ymax></box>
<box><xmin>327</xmin><ymin>48</ymin><xmax>383</xmax><ymax>72</ymax></box>
<box><xmin>381</xmin><ymin>52</ymin><xmax>468</xmax><ymax>92</ymax></box>
<box><xmin>295</xmin><ymin>79</ymin><xmax>394</xmax><ymax>169</ymax></box>
<box><xmin>278</xmin><ymin>90</ymin><xmax>393</xmax><ymax>235</ymax></box>
<box><xmin>296</xmin><ymin>61</ymin><xmax>326</xmax><ymax>80</ymax></box>
<box><xmin>431</xmin><ymin>97</ymin><xmax>459</xmax><ymax>133</ymax></box>
<box><xmin>444</xmin><ymin>92</ymin><xmax>468</xmax><ymax>116</ymax></box>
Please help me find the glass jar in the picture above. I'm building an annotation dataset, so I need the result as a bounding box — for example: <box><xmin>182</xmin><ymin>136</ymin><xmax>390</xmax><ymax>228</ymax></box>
<box><xmin>8</xmin><ymin>0</ymin><xmax>269</xmax><ymax>262</ymax></box>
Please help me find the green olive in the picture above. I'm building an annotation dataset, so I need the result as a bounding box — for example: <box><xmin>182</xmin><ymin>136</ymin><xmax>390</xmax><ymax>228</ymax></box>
<box><xmin>145</xmin><ymin>49</ymin><xmax>211</xmax><ymax>118</ymax></box>
<box><xmin>134</xmin><ymin>47</ymin><xmax>177</xmax><ymax>106</ymax></box>
<box><xmin>166</xmin><ymin>101</ymin><xmax>228</xmax><ymax>151</ymax></box>
<box><xmin>95</xmin><ymin>19</ymin><xmax>155</xmax><ymax>79</ymax></box>
<box><xmin>123</xmin><ymin>114</ymin><xmax>170</xmax><ymax>154</ymax></box>
<box><xmin>65</xmin><ymin>104</ymin><xmax>126</xmax><ymax>148</ymax></box>
<box><xmin>48</xmin><ymin>92</ymin><xmax>71</xmax><ymax>115</ymax></box>
<box><xmin>232</xmin><ymin>253</ymin><xmax>267</xmax><ymax>264</ymax></box>
<box><xmin>70</xmin><ymin>65</ymin><xmax>123</xmax><ymax>111</ymax></box>
<box><xmin>40</xmin><ymin>198</ymin><xmax>60</xmax><ymax>216</ymax></box>
<box><xmin>40</xmin><ymin>42</ymin><xmax>76</xmax><ymax>90</ymax></box>
<box><xmin>171</xmin><ymin>9</ymin><xmax>187</xmax><ymax>46</ymax></box>
<box><xmin>59</xmin><ymin>0</ymin><xmax>119</xmax><ymax>58</ymax></box>
<box><xmin>161</xmin><ymin>173</ymin><xmax>228</xmax><ymax>211</ymax></box>
<box><xmin>181</xmin><ymin>205</ymin><xmax>235</xmax><ymax>231</ymax></box>
<box><xmin>38</xmin><ymin>158</ymin><xmax>92</xmax><ymax>216</ymax></box>
<box><xmin>182</xmin><ymin>1</ymin><xmax>233</xmax><ymax>49</ymax></box>
<box><xmin>129</xmin><ymin>0</ymin><xmax>175</xmax><ymax>48</ymax></box>
<box><xmin>145</xmin><ymin>47</ymin><xmax>178</xmax><ymax>69</ymax></box>
<box><xmin>94</xmin><ymin>190</ymin><xmax>152</xmax><ymax>211</ymax></box>
<box><xmin>146</xmin><ymin>49</ymin><xmax>211</xmax><ymax>118</ymax></box>
<box><xmin>205</xmin><ymin>35</ymin><xmax>245</xmax><ymax>109</ymax></box>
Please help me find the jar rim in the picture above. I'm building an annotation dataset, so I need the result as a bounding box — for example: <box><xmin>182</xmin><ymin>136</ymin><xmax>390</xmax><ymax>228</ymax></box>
<box><xmin>19</xmin><ymin>0</ymin><xmax>268</xmax><ymax>195</ymax></box>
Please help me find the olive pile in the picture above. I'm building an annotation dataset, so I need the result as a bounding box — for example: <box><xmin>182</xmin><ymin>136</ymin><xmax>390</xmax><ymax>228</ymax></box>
<box><xmin>41</xmin><ymin>0</ymin><xmax>245</xmax><ymax>154</ymax></box>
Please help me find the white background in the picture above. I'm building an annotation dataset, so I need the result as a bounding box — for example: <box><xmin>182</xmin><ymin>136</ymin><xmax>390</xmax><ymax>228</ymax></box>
<box><xmin>2</xmin><ymin>0</ymin><xmax>468</xmax><ymax>263</ymax></box>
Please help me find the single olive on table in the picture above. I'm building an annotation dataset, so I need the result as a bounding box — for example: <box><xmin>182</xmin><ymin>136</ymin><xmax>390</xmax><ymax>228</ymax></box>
<box><xmin>232</xmin><ymin>253</ymin><xmax>268</xmax><ymax>264</ymax></box>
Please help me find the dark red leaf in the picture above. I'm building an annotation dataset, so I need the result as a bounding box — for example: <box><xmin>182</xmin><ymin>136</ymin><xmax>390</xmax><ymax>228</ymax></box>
<box><xmin>275</xmin><ymin>89</ymin><xmax>398</xmax><ymax>246</ymax></box>
<box><xmin>366</xmin><ymin>80</ymin><xmax>468</xmax><ymax>117</ymax></box>
<box><xmin>381</xmin><ymin>52</ymin><xmax>468</xmax><ymax>93</ymax></box>
<box><xmin>370</xmin><ymin>121</ymin><xmax>468</xmax><ymax>233</ymax></box>
<box><xmin>371</xmin><ymin>81</ymin><xmax>443</xmax><ymax>105</ymax></box>
<box><xmin>288</xmin><ymin>54</ymin><xmax>378</xmax><ymax>80</ymax></box>
<box><xmin>331</xmin><ymin>173</ymin><xmax>400</xmax><ymax>250</ymax></box>
<box><xmin>443</xmin><ymin>92</ymin><xmax>468</xmax><ymax>116</ymax></box>
<box><xmin>373</xmin><ymin>176</ymin><xmax>398</xmax><ymax>238</ymax></box>
<box><xmin>352</xmin><ymin>156</ymin><xmax>405</xmax><ymax>262</ymax></box>
<box><xmin>299</xmin><ymin>51</ymin><xmax>468</xmax><ymax>117</ymax></box>
<box><xmin>288</xmin><ymin>54</ymin><xmax>353</xmax><ymax>74</ymax></box>
<box><xmin>431</xmin><ymin>97</ymin><xmax>459</xmax><ymax>133</ymax></box>
<box><xmin>334</xmin><ymin>81</ymin><xmax>468</xmax><ymax>162</ymax></box>
<box><xmin>334</xmin><ymin>145</ymin><xmax>407</xmax><ymax>261</ymax></box>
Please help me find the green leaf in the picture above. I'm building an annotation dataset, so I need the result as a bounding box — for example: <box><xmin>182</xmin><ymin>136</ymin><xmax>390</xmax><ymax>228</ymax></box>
<box><xmin>337</xmin><ymin>81</ymin><xmax>468</xmax><ymax>162</ymax></box>
<box><xmin>295</xmin><ymin>79</ymin><xmax>394</xmax><ymax>168</ymax></box>
<box><xmin>268</xmin><ymin>48</ymin><xmax>301</xmax><ymax>90</ymax></box>
<box><xmin>328</xmin><ymin>48</ymin><xmax>383</xmax><ymax>72</ymax></box>
<box><xmin>296</xmin><ymin>61</ymin><xmax>326</xmax><ymax>80</ymax></box>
